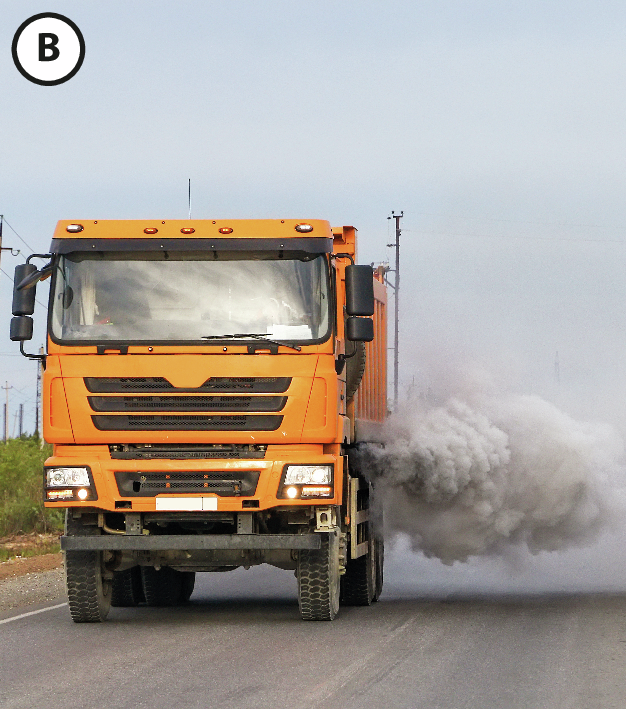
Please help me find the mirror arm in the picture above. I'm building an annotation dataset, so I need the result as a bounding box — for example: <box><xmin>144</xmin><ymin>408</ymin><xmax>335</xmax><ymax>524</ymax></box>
<box><xmin>26</xmin><ymin>253</ymin><xmax>53</xmax><ymax>264</ymax></box>
<box><xmin>334</xmin><ymin>341</ymin><xmax>358</xmax><ymax>375</ymax></box>
<box><xmin>19</xmin><ymin>342</ymin><xmax>46</xmax><ymax>363</ymax></box>
<box><xmin>333</xmin><ymin>253</ymin><xmax>355</xmax><ymax>265</ymax></box>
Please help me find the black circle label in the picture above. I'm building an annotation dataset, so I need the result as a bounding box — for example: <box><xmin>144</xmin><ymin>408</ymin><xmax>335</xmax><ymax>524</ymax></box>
<box><xmin>12</xmin><ymin>13</ymin><xmax>85</xmax><ymax>86</ymax></box>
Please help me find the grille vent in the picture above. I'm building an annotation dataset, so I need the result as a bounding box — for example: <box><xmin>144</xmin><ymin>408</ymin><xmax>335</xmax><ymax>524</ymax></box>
<box><xmin>92</xmin><ymin>414</ymin><xmax>282</xmax><ymax>431</ymax></box>
<box><xmin>89</xmin><ymin>395</ymin><xmax>286</xmax><ymax>413</ymax></box>
<box><xmin>85</xmin><ymin>377</ymin><xmax>291</xmax><ymax>394</ymax></box>
<box><xmin>109</xmin><ymin>444</ymin><xmax>267</xmax><ymax>460</ymax></box>
<box><xmin>115</xmin><ymin>470</ymin><xmax>260</xmax><ymax>497</ymax></box>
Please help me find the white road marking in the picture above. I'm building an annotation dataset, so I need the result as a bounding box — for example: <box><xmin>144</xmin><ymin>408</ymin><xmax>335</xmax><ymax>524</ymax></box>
<box><xmin>0</xmin><ymin>602</ymin><xmax>67</xmax><ymax>626</ymax></box>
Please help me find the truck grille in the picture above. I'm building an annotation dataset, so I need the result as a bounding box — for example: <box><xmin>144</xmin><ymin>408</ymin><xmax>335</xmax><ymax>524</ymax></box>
<box><xmin>115</xmin><ymin>471</ymin><xmax>260</xmax><ymax>497</ymax></box>
<box><xmin>92</xmin><ymin>414</ymin><xmax>282</xmax><ymax>431</ymax></box>
<box><xmin>84</xmin><ymin>377</ymin><xmax>291</xmax><ymax>394</ymax></box>
<box><xmin>109</xmin><ymin>444</ymin><xmax>267</xmax><ymax>460</ymax></box>
<box><xmin>88</xmin><ymin>395</ymin><xmax>287</xmax><ymax>413</ymax></box>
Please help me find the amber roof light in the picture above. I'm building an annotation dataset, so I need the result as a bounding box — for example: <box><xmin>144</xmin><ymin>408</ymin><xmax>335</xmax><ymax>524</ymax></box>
<box><xmin>180</xmin><ymin>227</ymin><xmax>195</xmax><ymax>234</ymax></box>
<box><xmin>218</xmin><ymin>227</ymin><xmax>233</xmax><ymax>234</ymax></box>
<box><xmin>144</xmin><ymin>227</ymin><xmax>158</xmax><ymax>234</ymax></box>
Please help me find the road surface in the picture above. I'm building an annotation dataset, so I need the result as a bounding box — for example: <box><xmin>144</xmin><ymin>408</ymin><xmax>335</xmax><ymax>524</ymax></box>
<box><xmin>2</xmin><ymin>550</ymin><xmax>626</xmax><ymax>709</ymax></box>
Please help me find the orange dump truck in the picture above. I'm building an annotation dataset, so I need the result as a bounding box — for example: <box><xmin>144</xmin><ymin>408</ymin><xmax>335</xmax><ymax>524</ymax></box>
<box><xmin>10</xmin><ymin>219</ymin><xmax>386</xmax><ymax>622</ymax></box>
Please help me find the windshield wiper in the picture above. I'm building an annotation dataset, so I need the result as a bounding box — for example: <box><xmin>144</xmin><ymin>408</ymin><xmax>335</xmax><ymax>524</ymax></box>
<box><xmin>202</xmin><ymin>333</ymin><xmax>301</xmax><ymax>352</ymax></box>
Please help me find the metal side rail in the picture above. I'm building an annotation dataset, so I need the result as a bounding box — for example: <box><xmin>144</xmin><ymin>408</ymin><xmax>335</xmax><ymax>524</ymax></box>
<box><xmin>61</xmin><ymin>533</ymin><xmax>322</xmax><ymax>551</ymax></box>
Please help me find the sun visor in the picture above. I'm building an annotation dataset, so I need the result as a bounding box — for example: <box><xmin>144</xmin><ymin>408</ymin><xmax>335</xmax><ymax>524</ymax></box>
<box><xmin>50</xmin><ymin>237</ymin><xmax>334</xmax><ymax>256</ymax></box>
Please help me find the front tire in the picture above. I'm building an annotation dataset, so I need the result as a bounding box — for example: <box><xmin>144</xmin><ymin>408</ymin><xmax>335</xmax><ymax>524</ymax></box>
<box><xmin>298</xmin><ymin>532</ymin><xmax>341</xmax><ymax>621</ymax></box>
<box><xmin>64</xmin><ymin>512</ymin><xmax>112</xmax><ymax>623</ymax></box>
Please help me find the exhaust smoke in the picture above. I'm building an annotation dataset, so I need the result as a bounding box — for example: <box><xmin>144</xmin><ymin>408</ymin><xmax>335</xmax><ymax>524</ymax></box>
<box><xmin>361</xmin><ymin>387</ymin><xmax>625</xmax><ymax>565</ymax></box>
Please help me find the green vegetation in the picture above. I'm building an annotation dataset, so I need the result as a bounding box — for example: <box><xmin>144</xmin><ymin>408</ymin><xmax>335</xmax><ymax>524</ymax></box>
<box><xmin>0</xmin><ymin>539</ymin><xmax>61</xmax><ymax>563</ymax></box>
<box><xmin>0</xmin><ymin>437</ymin><xmax>63</xmax><ymax>536</ymax></box>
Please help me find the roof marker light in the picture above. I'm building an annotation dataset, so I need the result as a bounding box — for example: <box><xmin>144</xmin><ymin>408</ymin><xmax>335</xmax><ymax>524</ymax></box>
<box><xmin>295</xmin><ymin>223</ymin><xmax>313</xmax><ymax>233</ymax></box>
<box><xmin>144</xmin><ymin>227</ymin><xmax>158</xmax><ymax>234</ymax></box>
<box><xmin>66</xmin><ymin>224</ymin><xmax>84</xmax><ymax>233</ymax></box>
<box><xmin>180</xmin><ymin>227</ymin><xmax>195</xmax><ymax>234</ymax></box>
<box><xmin>218</xmin><ymin>227</ymin><xmax>233</xmax><ymax>234</ymax></box>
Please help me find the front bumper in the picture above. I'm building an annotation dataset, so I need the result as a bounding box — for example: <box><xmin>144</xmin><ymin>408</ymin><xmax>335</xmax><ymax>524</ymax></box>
<box><xmin>61</xmin><ymin>533</ymin><xmax>321</xmax><ymax>551</ymax></box>
<box><xmin>45</xmin><ymin>445</ymin><xmax>342</xmax><ymax>512</ymax></box>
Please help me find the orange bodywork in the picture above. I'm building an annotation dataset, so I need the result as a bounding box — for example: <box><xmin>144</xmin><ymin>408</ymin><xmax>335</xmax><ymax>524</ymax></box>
<box><xmin>43</xmin><ymin>220</ymin><xmax>386</xmax><ymax>515</ymax></box>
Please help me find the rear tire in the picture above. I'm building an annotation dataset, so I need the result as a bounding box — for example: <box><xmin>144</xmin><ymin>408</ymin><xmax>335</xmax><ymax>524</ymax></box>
<box><xmin>111</xmin><ymin>566</ymin><xmax>145</xmax><ymax>607</ymax></box>
<box><xmin>372</xmin><ymin>535</ymin><xmax>384</xmax><ymax>602</ymax></box>
<box><xmin>345</xmin><ymin>341</ymin><xmax>367</xmax><ymax>400</ymax></box>
<box><xmin>298</xmin><ymin>532</ymin><xmax>341</xmax><ymax>621</ymax></box>
<box><xmin>340</xmin><ymin>543</ymin><xmax>376</xmax><ymax>606</ymax></box>
<box><xmin>180</xmin><ymin>571</ymin><xmax>196</xmax><ymax>603</ymax></box>
<box><xmin>141</xmin><ymin>566</ymin><xmax>184</xmax><ymax>606</ymax></box>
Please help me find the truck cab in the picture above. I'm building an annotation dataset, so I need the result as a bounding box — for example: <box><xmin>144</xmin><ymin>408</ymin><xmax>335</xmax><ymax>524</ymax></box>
<box><xmin>10</xmin><ymin>218</ymin><xmax>387</xmax><ymax>622</ymax></box>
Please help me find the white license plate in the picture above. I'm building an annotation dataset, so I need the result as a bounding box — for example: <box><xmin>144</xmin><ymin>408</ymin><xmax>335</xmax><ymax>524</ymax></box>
<box><xmin>155</xmin><ymin>497</ymin><xmax>218</xmax><ymax>511</ymax></box>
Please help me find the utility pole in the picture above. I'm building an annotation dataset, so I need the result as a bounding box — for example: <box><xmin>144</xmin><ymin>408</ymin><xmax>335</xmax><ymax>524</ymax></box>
<box><xmin>554</xmin><ymin>351</ymin><xmax>560</xmax><ymax>386</ymax></box>
<box><xmin>387</xmin><ymin>211</ymin><xmax>403</xmax><ymax>408</ymax></box>
<box><xmin>35</xmin><ymin>347</ymin><xmax>43</xmax><ymax>440</ymax></box>
<box><xmin>2</xmin><ymin>382</ymin><xmax>12</xmax><ymax>442</ymax></box>
<box><xmin>19</xmin><ymin>403</ymin><xmax>24</xmax><ymax>437</ymax></box>
<box><xmin>0</xmin><ymin>215</ymin><xmax>19</xmax><ymax>268</ymax></box>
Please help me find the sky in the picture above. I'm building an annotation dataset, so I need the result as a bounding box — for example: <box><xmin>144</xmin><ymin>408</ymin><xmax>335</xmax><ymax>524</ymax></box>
<box><xmin>2</xmin><ymin>2</ymin><xmax>626</xmax><ymax>579</ymax></box>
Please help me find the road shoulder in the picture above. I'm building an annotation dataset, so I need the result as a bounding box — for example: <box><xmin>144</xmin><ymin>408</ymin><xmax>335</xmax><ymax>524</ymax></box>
<box><xmin>0</xmin><ymin>554</ymin><xmax>65</xmax><ymax>612</ymax></box>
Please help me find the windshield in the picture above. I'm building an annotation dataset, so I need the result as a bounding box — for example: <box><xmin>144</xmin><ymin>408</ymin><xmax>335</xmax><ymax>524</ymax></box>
<box><xmin>50</xmin><ymin>252</ymin><xmax>331</xmax><ymax>344</ymax></box>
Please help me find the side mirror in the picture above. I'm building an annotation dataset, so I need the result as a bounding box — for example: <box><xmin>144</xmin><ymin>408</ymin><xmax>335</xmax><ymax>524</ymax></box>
<box><xmin>12</xmin><ymin>264</ymin><xmax>38</xmax><ymax>315</ymax></box>
<box><xmin>346</xmin><ymin>316</ymin><xmax>373</xmax><ymax>342</ymax></box>
<box><xmin>10</xmin><ymin>316</ymin><xmax>33</xmax><ymax>342</ymax></box>
<box><xmin>345</xmin><ymin>265</ymin><xmax>374</xmax><ymax>316</ymax></box>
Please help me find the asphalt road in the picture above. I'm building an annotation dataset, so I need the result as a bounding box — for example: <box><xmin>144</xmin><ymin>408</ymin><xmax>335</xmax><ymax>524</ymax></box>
<box><xmin>2</xmin><ymin>551</ymin><xmax>626</xmax><ymax>709</ymax></box>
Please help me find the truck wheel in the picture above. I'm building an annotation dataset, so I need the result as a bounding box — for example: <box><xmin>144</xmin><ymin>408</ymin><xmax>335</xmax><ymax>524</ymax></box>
<box><xmin>297</xmin><ymin>532</ymin><xmax>340</xmax><ymax>621</ymax></box>
<box><xmin>65</xmin><ymin>550</ymin><xmax>113</xmax><ymax>622</ymax></box>
<box><xmin>64</xmin><ymin>511</ymin><xmax>112</xmax><ymax>623</ymax></box>
<box><xmin>141</xmin><ymin>566</ymin><xmax>183</xmax><ymax>606</ymax></box>
<box><xmin>111</xmin><ymin>567</ymin><xmax>145</xmax><ymax>607</ymax></box>
<box><xmin>340</xmin><ymin>539</ymin><xmax>376</xmax><ymax>606</ymax></box>
<box><xmin>372</xmin><ymin>536</ymin><xmax>384</xmax><ymax>602</ymax></box>
<box><xmin>345</xmin><ymin>341</ymin><xmax>367</xmax><ymax>400</ymax></box>
<box><xmin>180</xmin><ymin>571</ymin><xmax>196</xmax><ymax>603</ymax></box>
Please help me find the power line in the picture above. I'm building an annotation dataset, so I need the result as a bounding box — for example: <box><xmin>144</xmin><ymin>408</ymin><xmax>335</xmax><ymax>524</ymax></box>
<box><xmin>1</xmin><ymin>264</ymin><xmax>47</xmax><ymax>309</ymax></box>
<box><xmin>2</xmin><ymin>217</ymin><xmax>36</xmax><ymax>252</ymax></box>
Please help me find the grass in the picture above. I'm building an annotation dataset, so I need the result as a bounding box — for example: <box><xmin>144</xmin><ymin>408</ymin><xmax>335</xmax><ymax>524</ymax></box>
<box><xmin>0</xmin><ymin>437</ymin><xmax>64</xmax><ymax>537</ymax></box>
<box><xmin>0</xmin><ymin>536</ymin><xmax>61</xmax><ymax>563</ymax></box>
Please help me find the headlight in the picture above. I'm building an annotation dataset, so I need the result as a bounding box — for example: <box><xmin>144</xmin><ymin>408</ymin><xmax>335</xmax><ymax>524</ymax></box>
<box><xmin>283</xmin><ymin>465</ymin><xmax>332</xmax><ymax>485</ymax></box>
<box><xmin>45</xmin><ymin>466</ymin><xmax>96</xmax><ymax>502</ymax></box>
<box><xmin>46</xmin><ymin>467</ymin><xmax>90</xmax><ymax>487</ymax></box>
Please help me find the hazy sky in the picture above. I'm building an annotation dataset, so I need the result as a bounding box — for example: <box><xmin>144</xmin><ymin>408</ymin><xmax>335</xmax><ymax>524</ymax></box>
<box><xmin>2</xmin><ymin>1</ymin><xmax>626</xmax><ymax>433</ymax></box>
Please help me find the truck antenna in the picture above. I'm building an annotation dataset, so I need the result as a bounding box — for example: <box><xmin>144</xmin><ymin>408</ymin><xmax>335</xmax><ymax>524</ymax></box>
<box><xmin>188</xmin><ymin>179</ymin><xmax>191</xmax><ymax>219</ymax></box>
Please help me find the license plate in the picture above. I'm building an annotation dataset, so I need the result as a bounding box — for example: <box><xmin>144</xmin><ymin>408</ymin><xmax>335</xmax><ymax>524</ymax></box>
<box><xmin>155</xmin><ymin>496</ymin><xmax>218</xmax><ymax>511</ymax></box>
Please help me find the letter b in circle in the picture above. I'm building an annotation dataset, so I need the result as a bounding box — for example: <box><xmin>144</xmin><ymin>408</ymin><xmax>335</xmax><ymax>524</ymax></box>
<box><xmin>39</xmin><ymin>33</ymin><xmax>60</xmax><ymax>62</ymax></box>
<box><xmin>12</xmin><ymin>13</ymin><xmax>85</xmax><ymax>85</ymax></box>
